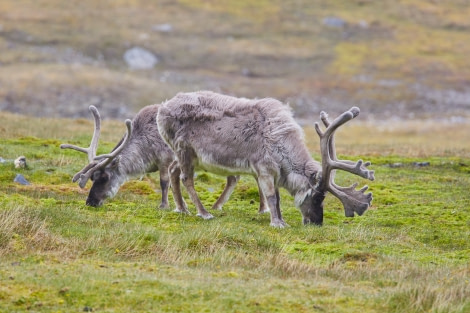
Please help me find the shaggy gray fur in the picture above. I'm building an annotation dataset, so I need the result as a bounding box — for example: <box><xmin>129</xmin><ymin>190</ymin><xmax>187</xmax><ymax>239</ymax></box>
<box><xmin>84</xmin><ymin>104</ymin><xmax>174</xmax><ymax>208</ymax></box>
<box><xmin>157</xmin><ymin>91</ymin><xmax>323</xmax><ymax>227</ymax></box>
<box><xmin>64</xmin><ymin>103</ymin><xmax>248</xmax><ymax>212</ymax></box>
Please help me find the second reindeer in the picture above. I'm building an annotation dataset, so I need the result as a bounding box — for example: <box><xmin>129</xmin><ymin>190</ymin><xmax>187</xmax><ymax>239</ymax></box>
<box><xmin>157</xmin><ymin>91</ymin><xmax>375</xmax><ymax>227</ymax></box>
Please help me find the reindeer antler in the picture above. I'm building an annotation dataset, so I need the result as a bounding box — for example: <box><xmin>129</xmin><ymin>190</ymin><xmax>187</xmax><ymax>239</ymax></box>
<box><xmin>61</xmin><ymin>106</ymin><xmax>133</xmax><ymax>188</ymax></box>
<box><xmin>60</xmin><ymin>105</ymin><xmax>101</xmax><ymax>162</ymax></box>
<box><xmin>314</xmin><ymin>107</ymin><xmax>375</xmax><ymax>217</ymax></box>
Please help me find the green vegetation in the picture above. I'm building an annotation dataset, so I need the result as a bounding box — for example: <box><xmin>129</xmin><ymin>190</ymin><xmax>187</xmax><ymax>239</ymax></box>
<box><xmin>1</xmin><ymin>1</ymin><xmax>470</xmax><ymax>311</ymax></box>
<box><xmin>1</xmin><ymin>112</ymin><xmax>469</xmax><ymax>312</ymax></box>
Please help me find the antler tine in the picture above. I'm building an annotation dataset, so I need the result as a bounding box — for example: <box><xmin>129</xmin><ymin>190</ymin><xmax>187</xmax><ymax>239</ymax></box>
<box><xmin>72</xmin><ymin>161</ymin><xmax>103</xmax><ymax>188</ymax></box>
<box><xmin>315</xmin><ymin>107</ymin><xmax>374</xmax><ymax>217</ymax></box>
<box><xmin>328</xmin><ymin>182</ymin><xmax>373</xmax><ymax>217</ymax></box>
<box><xmin>93</xmin><ymin>119</ymin><xmax>133</xmax><ymax>165</ymax></box>
<box><xmin>60</xmin><ymin>105</ymin><xmax>102</xmax><ymax>163</ymax></box>
<box><xmin>71</xmin><ymin>118</ymin><xmax>133</xmax><ymax>189</ymax></box>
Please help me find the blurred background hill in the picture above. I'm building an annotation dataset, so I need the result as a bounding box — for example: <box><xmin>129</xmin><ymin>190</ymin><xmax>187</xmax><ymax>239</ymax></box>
<box><xmin>1</xmin><ymin>0</ymin><xmax>470</xmax><ymax>122</ymax></box>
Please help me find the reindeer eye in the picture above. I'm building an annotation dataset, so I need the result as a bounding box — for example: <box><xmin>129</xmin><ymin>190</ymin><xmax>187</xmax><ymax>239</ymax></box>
<box><xmin>92</xmin><ymin>171</ymin><xmax>104</xmax><ymax>181</ymax></box>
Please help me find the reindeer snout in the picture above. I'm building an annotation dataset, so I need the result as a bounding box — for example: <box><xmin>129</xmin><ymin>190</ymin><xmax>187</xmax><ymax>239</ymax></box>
<box><xmin>86</xmin><ymin>197</ymin><xmax>102</xmax><ymax>207</ymax></box>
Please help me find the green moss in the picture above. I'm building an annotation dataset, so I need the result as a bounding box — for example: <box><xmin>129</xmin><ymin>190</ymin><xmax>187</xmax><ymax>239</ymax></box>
<box><xmin>2</xmin><ymin>116</ymin><xmax>470</xmax><ymax>312</ymax></box>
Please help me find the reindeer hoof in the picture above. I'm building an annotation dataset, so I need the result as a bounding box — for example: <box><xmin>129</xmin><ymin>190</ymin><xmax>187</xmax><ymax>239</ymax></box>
<box><xmin>270</xmin><ymin>219</ymin><xmax>289</xmax><ymax>228</ymax></box>
<box><xmin>158</xmin><ymin>203</ymin><xmax>169</xmax><ymax>210</ymax></box>
<box><xmin>197</xmin><ymin>212</ymin><xmax>214</xmax><ymax>220</ymax></box>
<box><xmin>174</xmin><ymin>207</ymin><xmax>191</xmax><ymax>215</ymax></box>
<box><xmin>258</xmin><ymin>206</ymin><xmax>270</xmax><ymax>214</ymax></box>
<box><xmin>211</xmin><ymin>204</ymin><xmax>223</xmax><ymax>211</ymax></box>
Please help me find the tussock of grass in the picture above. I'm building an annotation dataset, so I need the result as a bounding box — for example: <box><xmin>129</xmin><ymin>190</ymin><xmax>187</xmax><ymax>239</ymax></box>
<box><xmin>0</xmin><ymin>207</ymin><xmax>64</xmax><ymax>256</ymax></box>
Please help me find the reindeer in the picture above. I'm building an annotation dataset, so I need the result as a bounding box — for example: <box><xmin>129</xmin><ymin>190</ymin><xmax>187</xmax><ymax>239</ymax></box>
<box><xmin>157</xmin><ymin>91</ymin><xmax>374</xmax><ymax>227</ymax></box>
<box><xmin>61</xmin><ymin>104</ymin><xmax>266</xmax><ymax>213</ymax></box>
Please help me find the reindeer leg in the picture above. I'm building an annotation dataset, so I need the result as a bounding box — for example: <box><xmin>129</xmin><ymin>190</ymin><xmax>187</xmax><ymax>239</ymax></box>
<box><xmin>169</xmin><ymin>161</ymin><xmax>190</xmax><ymax>214</ymax></box>
<box><xmin>177</xmin><ymin>154</ymin><xmax>214</xmax><ymax>220</ymax></box>
<box><xmin>257</xmin><ymin>174</ymin><xmax>288</xmax><ymax>228</ymax></box>
<box><xmin>211</xmin><ymin>175</ymin><xmax>239</xmax><ymax>210</ymax></box>
<box><xmin>255</xmin><ymin>177</ymin><xmax>270</xmax><ymax>214</ymax></box>
<box><xmin>158</xmin><ymin>164</ymin><xmax>170</xmax><ymax>209</ymax></box>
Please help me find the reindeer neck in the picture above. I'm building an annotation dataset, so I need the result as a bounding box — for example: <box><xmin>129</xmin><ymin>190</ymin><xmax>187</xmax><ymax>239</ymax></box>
<box><xmin>279</xmin><ymin>148</ymin><xmax>321</xmax><ymax>199</ymax></box>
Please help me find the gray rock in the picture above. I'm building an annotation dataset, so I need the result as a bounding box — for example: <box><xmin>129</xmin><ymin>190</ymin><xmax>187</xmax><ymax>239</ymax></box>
<box><xmin>323</xmin><ymin>16</ymin><xmax>346</xmax><ymax>28</ymax></box>
<box><xmin>152</xmin><ymin>23</ymin><xmax>173</xmax><ymax>33</ymax></box>
<box><xmin>14</xmin><ymin>156</ymin><xmax>27</xmax><ymax>168</ymax></box>
<box><xmin>0</xmin><ymin>157</ymin><xmax>5</xmax><ymax>163</ymax></box>
<box><xmin>14</xmin><ymin>174</ymin><xmax>30</xmax><ymax>185</ymax></box>
<box><xmin>123</xmin><ymin>47</ymin><xmax>158</xmax><ymax>70</ymax></box>
<box><xmin>413</xmin><ymin>162</ymin><xmax>430</xmax><ymax>167</ymax></box>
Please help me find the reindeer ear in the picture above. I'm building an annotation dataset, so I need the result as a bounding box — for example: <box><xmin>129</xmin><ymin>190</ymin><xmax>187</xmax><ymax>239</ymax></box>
<box><xmin>304</xmin><ymin>162</ymin><xmax>321</xmax><ymax>186</ymax></box>
<box><xmin>309</xmin><ymin>171</ymin><xmax>321</xmax><ymax>188</ymax></box>
<box><xmin>109</xmin><ymin>157</ymin><xmax>120</xmax><ymax>168</ymax></box>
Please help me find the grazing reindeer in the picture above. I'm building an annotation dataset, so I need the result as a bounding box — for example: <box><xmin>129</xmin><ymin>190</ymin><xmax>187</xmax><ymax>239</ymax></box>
<box><xmin>60</xmin><ymin>105</ymin><xmax>174</xmax><ymax>208</ymax></box>
<box><xmin>61</xmin><ymin>104</ymin><xmax>263</xmax><ymax>212</ymax></box>
<box><xmin>157</xmin><ymin>91</ymin><xmax>374</xmax><ymax>227</ymax></box>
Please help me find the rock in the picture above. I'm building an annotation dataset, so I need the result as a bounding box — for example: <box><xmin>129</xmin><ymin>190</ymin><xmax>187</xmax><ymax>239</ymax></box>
<box><xmin>358</xmin><ymin>20</ymin><xmax>369</xmax><ymax>28</ymax></box>
<box><xmin>0</xmin><ymin>157</ymin><xmax>5</xmax><ymax>163</ymax></box>
<box><xmin>413</xmin><ymin>162</ymin><xmax>430</xmax><ymax>167</ymax></box>
<box><xmin>123</xmin><ymin>47</ymin><xmax>158</xmax><ymax>70</ymax></box>
<box><xmin>323</xmin><ymin>16</ymin><xmax>346</xmax><ymax>28</ymax></box>
<box><xmin>14</xmin><ymin>174</ymin><xmax>30</xmax><ymax>185</ymax></box>
<box><xmin>152</xmin><ymin>23</ymin><xmax>173</xmax><ymax>33</ymax></box>
<box><xmin>14</xmin><ymin>156</ymin><xmax>27</xmax><ymax>168</ymax></box>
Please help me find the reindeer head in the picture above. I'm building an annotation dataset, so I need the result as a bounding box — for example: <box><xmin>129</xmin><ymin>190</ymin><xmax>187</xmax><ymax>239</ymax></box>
<box><xmin>301</xmin><ymin>107</ymin><xmax>375</xmax><ymax>225</ymax></box>
<box><xmin>61</xmin><ymin>106</ymin><xmax>133</xmax><ymax>207</ymax></box>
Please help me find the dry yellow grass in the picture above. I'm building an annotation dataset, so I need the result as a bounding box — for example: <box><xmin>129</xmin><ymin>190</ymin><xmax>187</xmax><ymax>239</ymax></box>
<box><xmin>304</xmin><ymin>119</ymin><xmax>470</xmax><ymax>158</ymax></box>
<box><xmin>2</xmin><ymin>109</ymin><xmax>469</xmax><ymax>158</ymax></box>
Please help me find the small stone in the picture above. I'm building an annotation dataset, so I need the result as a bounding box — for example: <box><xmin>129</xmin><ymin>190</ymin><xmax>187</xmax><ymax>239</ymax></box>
<box><xmin>323</xmin><ymin>16</ymin><xmax>346</xmax><ymax>28</ymax></box>
<box><xmin>358</xmin><ymin>20</ymin><xmax>369</xmax><ymax>28</ymax></box>
<box><xmin>152</xmin><ymin>23</ymin><xmax>173</xmax><ymax>33</ymax></box>
<box><xmin>59</xmin><ymin>287</ymin><xmax>70</xmax><ymax>295</ymax></box>
<box><xmin>413</xmin><ymin>162</ymin><xmax>430</xmax><ymax>167</ymax></box>
<box><xmin>14</xmin><ymin>174</ymin><xmax>30</xmax><ymax>185</ymax></box>
<box><xmin>14</xmin><ymin>156</ymin><xmax>27</xmax><ymax>168</ymax></box>
<box><xmin>123</xmin><ymin>47</ymin><xmax>158</xmax><ymax>70</ymax></box>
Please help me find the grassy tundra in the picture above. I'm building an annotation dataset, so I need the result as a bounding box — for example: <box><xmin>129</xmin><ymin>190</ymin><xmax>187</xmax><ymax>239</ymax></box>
<box><xmin>1</xmin><ymin>0</ymin><xmax>470</xmax><ymax>311</ymax></box>
<box><xmin>0</xmin><ymin>111</ymin><xmax>469</xmax><ymax>313</ymax></box>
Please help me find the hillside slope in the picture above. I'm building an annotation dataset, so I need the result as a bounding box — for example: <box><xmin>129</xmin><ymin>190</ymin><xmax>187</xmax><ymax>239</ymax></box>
<box><xmin>1</xmin><ymin>0</ymin><xmax>470</xmax><ymax>120</ymax></box>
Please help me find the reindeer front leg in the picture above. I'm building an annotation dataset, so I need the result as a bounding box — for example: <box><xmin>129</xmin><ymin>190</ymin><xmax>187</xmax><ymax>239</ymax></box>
<box><xmin>257</xmin><ymin>174</ymin><xmax>287</xmax><ymax>228</ymax></box>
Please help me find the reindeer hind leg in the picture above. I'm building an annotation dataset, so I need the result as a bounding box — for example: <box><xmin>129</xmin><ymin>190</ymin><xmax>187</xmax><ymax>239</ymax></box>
<box><xmin>158</xmin><ymin>164</ymin><xmax>170</xmax><ymax>209</ymax></box>
<box><xmin>177</xmin><ymin>150</ymin><xmax>214</xmax><ymax>220</ymax></box>
<box><xmin>211</xmin><ymin>175</ymin><xmax>239</xmax><ymax>210</ymax></box>
<box><xmin>169</xmin><ymin>160</ymin><xmax>190</xmax><ymax>214</ymax></box>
